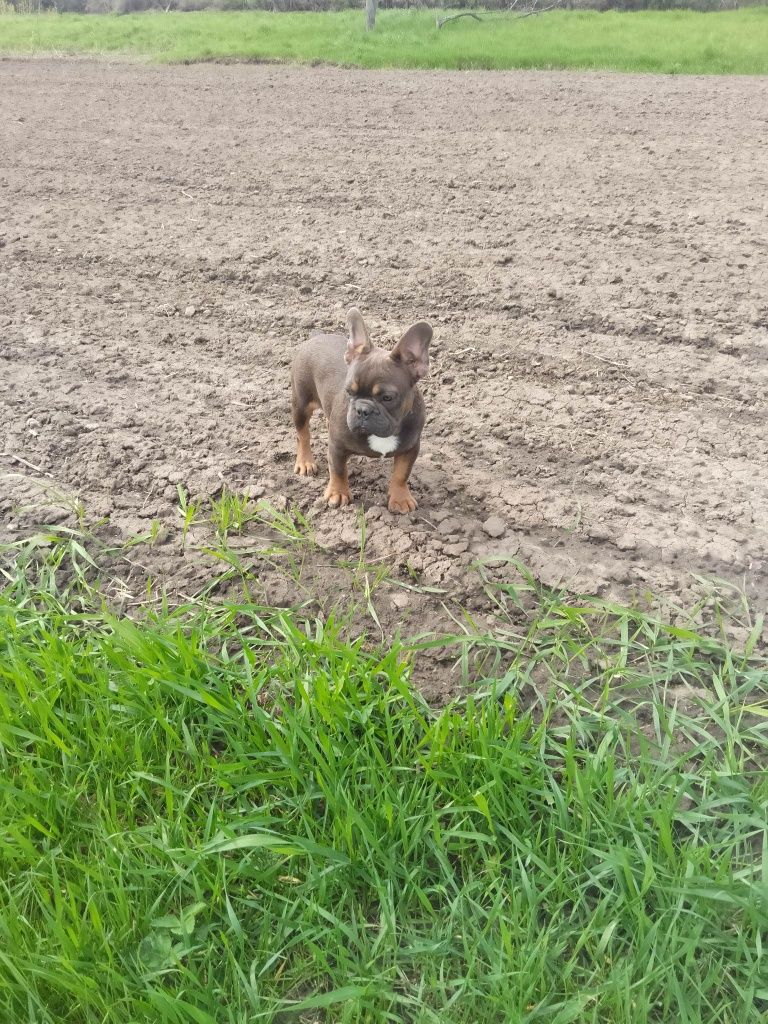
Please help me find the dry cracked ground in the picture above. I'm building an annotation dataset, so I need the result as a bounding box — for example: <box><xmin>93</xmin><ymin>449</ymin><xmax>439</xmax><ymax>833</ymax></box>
<box><xmin>1</xmin><ymin>59</ymin><xmax>767</xmax><ymax>697</ymax></box>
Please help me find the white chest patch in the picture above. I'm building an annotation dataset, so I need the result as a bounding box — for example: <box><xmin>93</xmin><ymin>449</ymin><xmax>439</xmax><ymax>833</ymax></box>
<box><xmin>367</xmin><ymin>434</ymin><xmax>399</xmax><ymax>456</ymax></box>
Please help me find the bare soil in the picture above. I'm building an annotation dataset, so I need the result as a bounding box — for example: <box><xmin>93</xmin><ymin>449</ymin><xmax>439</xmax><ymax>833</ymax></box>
<box><xmin>2</xmin><ymin>60</ymin><xmax>767</xmax><ymax>698</ymax></box>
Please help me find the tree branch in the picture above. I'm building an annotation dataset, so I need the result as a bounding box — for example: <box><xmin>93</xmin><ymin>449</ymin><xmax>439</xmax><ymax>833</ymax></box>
<box><xmin>513</xmin><ymin>0</ymin><xmax>562</xmax><ymax>18</ymax></box>
<box><xmin>436</xmin><ymin>11</ymin><xmax>483</xmax><ymax>28</ymax></box>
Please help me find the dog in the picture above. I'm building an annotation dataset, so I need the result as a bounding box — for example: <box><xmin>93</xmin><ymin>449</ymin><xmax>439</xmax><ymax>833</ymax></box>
<box><xmin>291</xmin><ymin>308</ymin><xmax>432</xmax><ymax>514</ymax></box>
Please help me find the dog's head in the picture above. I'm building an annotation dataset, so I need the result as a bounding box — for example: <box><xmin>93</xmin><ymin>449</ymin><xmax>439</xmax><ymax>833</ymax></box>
<box><xmin>343</xmin><ymin>308</ymin><xmax>432</xmax><ymax>439</ymax></box>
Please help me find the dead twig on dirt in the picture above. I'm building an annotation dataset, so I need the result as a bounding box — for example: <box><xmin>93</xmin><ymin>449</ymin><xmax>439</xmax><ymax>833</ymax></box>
<box><xmin>180</xmin><ymin>188</ymin><xmax>196</xmax><ymax>201</ymax></box>
<box><xmin>139</xmin><ymin>480</ymin><xmax>158</xmax><ymax>515</ymax></box>
<box><xmin>436</xmin><ymin>12</ymin><xmax>482</xmax><ymax>28</ymax></box>
<box><xmin>582</xmin><ymin>352</ymin><xmax>633</xmax><ymax>372</ymax></box>
<box><xmin>578</xmin><ymin>350</ymin><xmax>745</xmax><ymax>406</ymax></box>
<box><xmin>2</xmin><ymin>452</ymin><xmax>54</xmax><ymax>478</ymax></box>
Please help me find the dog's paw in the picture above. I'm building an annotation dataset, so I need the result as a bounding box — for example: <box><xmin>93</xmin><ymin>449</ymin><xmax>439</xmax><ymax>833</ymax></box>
<box><xmin>324</xmin><ymin>482</ymin><xmax>352</xmax><ymax>508</ymax></box>
<box><xmin>388</xmin><ymin>486</ymin><xmax>417</xmax><ymax>514</ymax></box>
<box><xmin>294</xmin><ymin>456</ymin><xmax>318</xmax><ymax>476</ymax></box>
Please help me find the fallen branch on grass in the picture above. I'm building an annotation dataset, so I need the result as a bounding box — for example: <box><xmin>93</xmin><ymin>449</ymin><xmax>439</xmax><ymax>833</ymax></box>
<box><xmin>437</xmin><ymin>1</ymin><xmax>563</xmax><ymax>30</ymax></box>
<box><xmin>436</xmin><ymin>12</ymin><xmax>483</xmax><ymax>28</ymax></box>
<box><xmin>511</xmin><ymin>0</ymin><xmax>563</xmax><ymax>19</ymax></box>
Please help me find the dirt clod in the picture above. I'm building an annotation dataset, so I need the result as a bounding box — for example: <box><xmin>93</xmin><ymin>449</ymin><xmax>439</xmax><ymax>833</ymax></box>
<box><xmin>482</xmin><ymin>516</ymin><xmax>507</xmax><ymax>539</ymax></box>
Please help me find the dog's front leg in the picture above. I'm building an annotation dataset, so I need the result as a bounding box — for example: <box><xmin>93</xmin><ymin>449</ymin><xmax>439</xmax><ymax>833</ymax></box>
<box><xmin>388</xmin><ymin>447</ymin><xmax>419</xmax><ymax>514</ymax></box>
<box><xmin>324</xmin><ymin>443</ymin><xmax>352</xmax><ymax>508</ymax></box>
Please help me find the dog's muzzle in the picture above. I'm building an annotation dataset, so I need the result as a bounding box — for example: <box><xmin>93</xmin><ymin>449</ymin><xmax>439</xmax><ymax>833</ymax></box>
<box><xmin>349</xmin><ymin>398</ymin><xmax>388</xmax><ymax>435</ymax></box>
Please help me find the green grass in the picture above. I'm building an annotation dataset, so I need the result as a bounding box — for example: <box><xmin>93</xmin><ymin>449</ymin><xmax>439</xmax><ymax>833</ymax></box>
<box><xmin>1</xmin><ymin>8</ymin><xmax>768</xmax><ymax>73</ymax></box>
<box><xmin>1</xmin><ymin>531</ymin><xmax>767</xmax><ymax>1022</ymax></box>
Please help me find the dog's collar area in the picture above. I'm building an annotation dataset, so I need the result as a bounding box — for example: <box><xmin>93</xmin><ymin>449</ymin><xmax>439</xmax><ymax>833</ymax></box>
<box><xmin>367</xmin><ymin>434</ymin><xmax>399</xmax><ymax>456</ymax></box>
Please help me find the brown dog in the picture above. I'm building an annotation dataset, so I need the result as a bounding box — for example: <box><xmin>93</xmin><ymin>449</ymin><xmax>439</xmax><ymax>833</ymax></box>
<box><xmin>291</xmin><ymin>308</ymin><xmax>432</xmax><ymax>513</ymax></box>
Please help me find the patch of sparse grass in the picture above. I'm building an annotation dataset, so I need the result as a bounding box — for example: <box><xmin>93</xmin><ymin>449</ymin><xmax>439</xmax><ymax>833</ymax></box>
<box><xmin>1</xmin><ymin>535</ymin><xmax>767</xmax><ymax>1023</ymax></box>
<box><xmin>175</xmin><ymin>484</ymin><xmax>315</xmax><ymax>553</ymax></box>
<box><xmin>1</xmin><ymin>8</ymin><xmax>768</xmax><ymax>74</ymax></box>
<box><xmin>171</xmin><ymin>486</ymin><xmax>321</xmax><ymax>598</ymax></box>
<box><xmin>430</xmin><ymin>559</ymin><xmax>766</xmax><ymax>709</ymax></box>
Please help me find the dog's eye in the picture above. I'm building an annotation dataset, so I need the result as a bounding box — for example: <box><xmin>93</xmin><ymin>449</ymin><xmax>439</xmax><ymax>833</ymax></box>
<box><xmin>382</xmin><ymin>395</ymin><xmax>393</xmax><ymax>403</ymax></box>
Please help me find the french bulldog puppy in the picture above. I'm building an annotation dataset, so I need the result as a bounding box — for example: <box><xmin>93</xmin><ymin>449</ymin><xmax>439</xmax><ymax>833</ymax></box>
<box><xmin>291</xmin><ymin>308</ymin><xmax>432</xmax><ymax>513</ymax></box>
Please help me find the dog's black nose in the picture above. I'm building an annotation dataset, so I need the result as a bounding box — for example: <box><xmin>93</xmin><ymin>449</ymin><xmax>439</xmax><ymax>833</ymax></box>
<box><xmin>355</xmin><ymin>400</ymin><xmax>375</xmax><ymax>419</ymax></box>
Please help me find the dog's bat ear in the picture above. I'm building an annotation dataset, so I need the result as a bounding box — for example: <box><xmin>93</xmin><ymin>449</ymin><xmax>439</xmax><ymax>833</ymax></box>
<box><xmin>345</xmin><ymin>308</ymin><xmax>373</xmax><ymax>364</ymax></box>
<box><xmin>391</xmin><ymin>321</ymin><xmax>432</xmax><ymax>381</ymax></box>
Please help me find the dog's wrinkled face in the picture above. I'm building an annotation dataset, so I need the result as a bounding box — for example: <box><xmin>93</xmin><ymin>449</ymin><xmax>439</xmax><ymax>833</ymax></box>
<box><xmin>345</xmin><ymin>353</ymin><xmax>414</xmax><ymax>438</ymax></box>
<box><xmin>343</xmin><ymin>309</ymin><xmax>432</xmax><ymax>439</ymax></box>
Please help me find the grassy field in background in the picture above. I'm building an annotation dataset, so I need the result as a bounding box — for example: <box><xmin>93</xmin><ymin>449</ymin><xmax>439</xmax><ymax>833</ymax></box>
<box><xmin>1</xmin><ymin>8</ymin><xmax>768</xmax><ymax>73</ymax></box>
<box><xmin>1</xmin><ymin>524</ymin><xmax>767</xmax><ymax>1022</ymax></box>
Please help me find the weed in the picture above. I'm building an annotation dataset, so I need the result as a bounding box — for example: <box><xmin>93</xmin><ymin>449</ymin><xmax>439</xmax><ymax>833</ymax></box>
<box><xmin>209</xmin><ymin>487</ymin><xmax>256</xmax><ymax>541</ymax></box>
<box><xmin>176</xmin><ymin>483</ymin><xmax>203</xmax><ymax>548</ymax></box>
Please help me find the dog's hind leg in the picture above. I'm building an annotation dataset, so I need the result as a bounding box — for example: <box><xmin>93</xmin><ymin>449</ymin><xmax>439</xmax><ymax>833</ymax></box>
<box><xmin>291</xmin><ymin>379</ymin><xmax>319</xmax><ymax>477</ymax></box>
